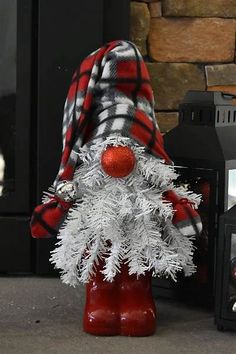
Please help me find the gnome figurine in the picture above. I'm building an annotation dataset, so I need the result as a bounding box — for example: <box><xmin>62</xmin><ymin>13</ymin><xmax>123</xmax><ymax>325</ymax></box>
<box><xmin>31</xmin><ymin>40</ymin><xmax>202</xmax><ymax>336</ymax></box>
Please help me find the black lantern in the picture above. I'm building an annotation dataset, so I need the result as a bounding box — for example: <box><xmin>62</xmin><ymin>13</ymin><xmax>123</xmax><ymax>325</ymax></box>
<box><xmin>152</xmin><ymin>91</ymin><xmax>236</xmax><ymax>303</ymax></box>
<box><xmin>215</xmin><ymin>205</ymin><xmax>236</xmax><ymax>331</ymax></box>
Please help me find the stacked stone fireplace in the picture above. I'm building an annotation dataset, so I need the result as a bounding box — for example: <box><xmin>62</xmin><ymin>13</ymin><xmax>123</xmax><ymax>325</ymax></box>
<box><xmin>130</xmin><ymin>0</ymin><xmax>236</xmax><ymax>133</ymax></box>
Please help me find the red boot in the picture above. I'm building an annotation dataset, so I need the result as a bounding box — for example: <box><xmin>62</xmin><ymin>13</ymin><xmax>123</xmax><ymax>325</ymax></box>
<box><xmin>119</xmin><ymin>264</ymin><xmax>157</xmax><ymax>336</ymax></box>
<box><xmin>83</xmin><ymin>261</ymin><xmax>120</xmax><ymax>336</ymax></box>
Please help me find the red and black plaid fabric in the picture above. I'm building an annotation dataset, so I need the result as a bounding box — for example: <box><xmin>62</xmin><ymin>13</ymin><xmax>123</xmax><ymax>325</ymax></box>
<box><xmin>31</xmin><ymin>40</ymin><xmax>172</xmax><ymax>238</ymax></box>
<box><xmin>31</xmin><ymin>40</ymin><xmax>201</xmax><ymax>239</ymax></box>
<box><xmin>58</xmin><ymin>39</ymin><xmax>171</xmax><ymax>183</ymax></box>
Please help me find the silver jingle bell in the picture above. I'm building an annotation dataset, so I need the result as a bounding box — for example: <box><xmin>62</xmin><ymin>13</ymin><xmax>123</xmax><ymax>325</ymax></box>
<box><xmin>55</xmin><ymin>180</ymin><xmax>78</xmax><ymax>202</ymax></box>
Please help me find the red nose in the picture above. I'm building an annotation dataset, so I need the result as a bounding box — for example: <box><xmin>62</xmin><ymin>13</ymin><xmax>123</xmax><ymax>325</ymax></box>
<box><xmin>101</xmin><ymin>146</ymin><xmax>136</xmax><ymax>178</ymax></box>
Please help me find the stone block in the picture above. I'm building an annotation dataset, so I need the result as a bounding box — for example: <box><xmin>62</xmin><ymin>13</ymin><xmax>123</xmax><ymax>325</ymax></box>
<box><xmin>147</xmin><ymin>63</ymin><xmax>205</xmax><ymax>110</ymax></box>
<box><xmin>162</xmin><ymin>0</ymin><xmax>236</xmax><ymax>18</ymax></box>
<box><xmin>155</xmin><ymin>112</ymin><xmax>179</xmax><ymax>133</ymax></box>
<box><xmin>148</xmin><ymin>18</ymin><xmax>236</xmax><ymax>62</ymax></box>
<box><xmin>130</xmin><ymin>2</ymin><xmax>150</xmax><ymax>56</ymax></box>
<box><xmin>134</xmin><ymin>0</ymin><xmax>158</xmax><ymax>3</ymax></box>
<box><xmin>206</xmin><ymin>64</ymin><xmax>236</xmax><ymax>86</ymax></box>
<box><xmin>149</xmin><ymin>2</ymin><xmax>162</xmax><ymax>18</ymax></box>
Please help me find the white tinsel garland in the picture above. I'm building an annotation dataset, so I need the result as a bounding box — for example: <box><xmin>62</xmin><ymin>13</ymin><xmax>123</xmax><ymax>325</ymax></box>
<box><xmin>50</xmin><ymin>135</ymin><xmax>200</xmax><ymax>286</ymax></box>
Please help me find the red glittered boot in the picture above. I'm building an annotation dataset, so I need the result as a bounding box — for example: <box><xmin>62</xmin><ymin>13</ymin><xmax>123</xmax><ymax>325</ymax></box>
<box><xmin>119</xmin><ymin>263</ymin><xmax>157</xmax><ymax>336</ymax></box>
<box><xmin>83</xmin><ymin>260</ymin><xmax>120</xmax><ymax>336</ymax></box>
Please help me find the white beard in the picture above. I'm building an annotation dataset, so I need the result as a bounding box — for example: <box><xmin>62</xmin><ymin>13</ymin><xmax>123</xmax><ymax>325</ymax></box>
<box><xmin>50</xmin><ymin>135</ymin><xmax>200</xmax><ymax>286</ymax></box>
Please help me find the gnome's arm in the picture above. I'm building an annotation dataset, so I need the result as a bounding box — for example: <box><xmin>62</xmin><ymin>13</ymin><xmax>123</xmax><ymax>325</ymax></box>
<box><xmin>30</xmin><ymin>198</ymin><xmax>72</xmax><ymax>239</ymax></box>
<box><xmin>163</xmin><ymin>190</ymin><xmax>202</xmax><ymax>237</ymax></box>
<box><xmin>31</xmin><ymin>181</ymin><xmax>77</xmax><ymax>239</ymax></box>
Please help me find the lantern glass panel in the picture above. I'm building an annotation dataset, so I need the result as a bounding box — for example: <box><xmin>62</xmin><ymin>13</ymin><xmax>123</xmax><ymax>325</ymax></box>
<box><xmin>224</xmin><ymin>231</ymin><xmax>236</xmax><ymax>317</ymax></box>
<box><xmin>221</xmin><ymin>226</ymin><xmax>236</xmax><ymax>320</ymax></box>
<box><xmin>176</xmin><ymin>170</ymin><xmax>212</xmax><ymax>286</ymax></box>
<box><xmin>231</xmin><ymin>233</ymin><xmax>236</xmax><ymax>259</ymax></box>
<box><xmin>165</xmin><ymin>167</ymin><xmax>218</xmax><ymax>298</ymax></box>
<box><xmin>228</xmin><ymin>170</ymin><xmax>236</xmax><ymax>210</ymax></box>
<box><xmin>230</xmin><ymin>233</ymin><xmax>236</xmax><ymax>294</ymax></box>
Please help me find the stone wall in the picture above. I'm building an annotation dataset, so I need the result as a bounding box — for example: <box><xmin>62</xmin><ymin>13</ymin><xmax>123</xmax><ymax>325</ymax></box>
<box><xmin>130</xmin><ymin>0</ymin><xmax>236</xmax><ymax>133</ymax></box>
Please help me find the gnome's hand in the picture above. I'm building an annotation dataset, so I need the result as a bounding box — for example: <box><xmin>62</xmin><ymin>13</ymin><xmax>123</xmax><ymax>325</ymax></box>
<box><xmin>31</xmin><ymin>197</ymin><xmax>73</xmax><ymax>239</ymax></box>
<box><xmin>30</xmin><ymin>181</ymin><xmax>78</xmax><ymax>239</ymax></box>
<box><xmin>164</xmin><ymin>190</ymin><xmax>202</xmax><ymax>237</ymax></box>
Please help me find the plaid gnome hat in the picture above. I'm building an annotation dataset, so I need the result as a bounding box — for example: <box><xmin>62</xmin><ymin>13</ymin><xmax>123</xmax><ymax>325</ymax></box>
<box><xmin>56</xmin><ymin>39</ymin><xmax>171</xmax><ymax>184</ymax></box>
<box><xmin>31</xmin><ymin>40</ymin><xmax>201</xmax><ymax>239</ymax></box>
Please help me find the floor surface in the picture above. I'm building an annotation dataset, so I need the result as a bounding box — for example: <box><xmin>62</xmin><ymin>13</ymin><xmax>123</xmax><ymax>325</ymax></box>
<box><xmin>0</xmin><ymin>277</ymin><xmax>236</xmax><ymax>354</ymax></box>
